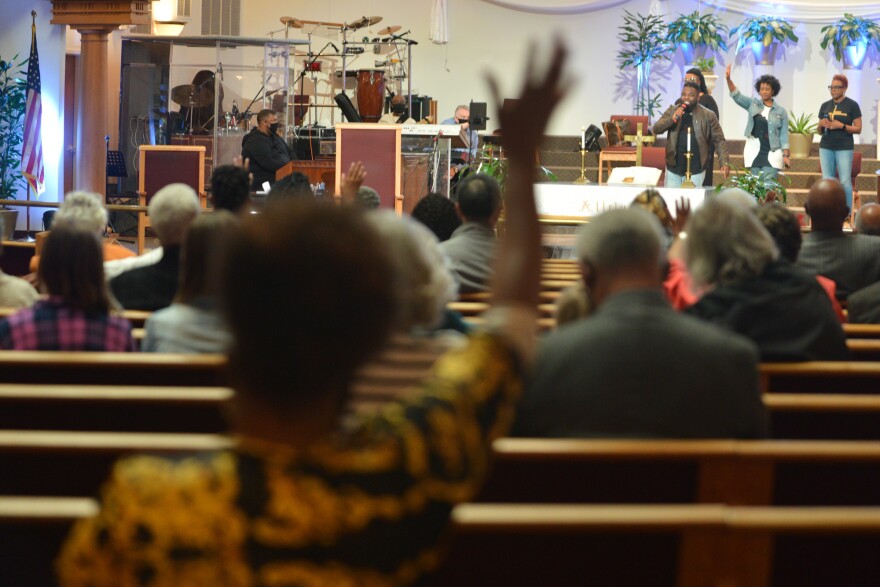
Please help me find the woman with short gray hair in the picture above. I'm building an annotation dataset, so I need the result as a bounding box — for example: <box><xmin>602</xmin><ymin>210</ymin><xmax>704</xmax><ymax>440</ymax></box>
<box><xmin>684</xmin><ymin>197</ymin><xmax>848</xmax><ymax>361</ymax></box>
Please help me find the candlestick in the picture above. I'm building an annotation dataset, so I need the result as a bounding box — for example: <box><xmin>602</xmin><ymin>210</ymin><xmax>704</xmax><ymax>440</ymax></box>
<box><xmin>573</xmin><ymin>148</ymin><xmax>590</xmax><ymax>184</ymax></box>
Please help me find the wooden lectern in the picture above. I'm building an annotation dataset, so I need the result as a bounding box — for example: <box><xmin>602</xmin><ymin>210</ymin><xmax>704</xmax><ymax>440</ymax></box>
<box><xmin>137</xmin><ymin>145</ymin><xmax>206</xmax><ymax>255</ymax></box>
<box><xmin>335</xmin><ymin>123</ymin><xmax>403</xmax><ymax>213</ymax></box>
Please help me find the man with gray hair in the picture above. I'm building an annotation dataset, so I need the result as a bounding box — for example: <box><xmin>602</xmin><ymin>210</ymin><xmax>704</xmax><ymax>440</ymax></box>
<box><xmin>685</xmin><ymin>197</ymin><xmax>848</xmax><ymax>361</ymax></box>
<box><xmin>514</xmin><ymin>207</ymin><xmax>766</xmax><ymax>439</ymax></box>
<box><xmin>110</xmin><ymin>183</ymin><xmax>200</xmax><ymax>311</ymax></box>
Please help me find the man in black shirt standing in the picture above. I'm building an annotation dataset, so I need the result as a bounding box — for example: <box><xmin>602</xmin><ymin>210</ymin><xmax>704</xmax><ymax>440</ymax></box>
<box><xmin>654</xmin><ymin>82</ymin><xmax>730</xmax><ymax>188</ymax></box>
<box><xmin>241</xmin><ymin>109</ymin><xmax>296</xmax><ymax>192</ymax></box>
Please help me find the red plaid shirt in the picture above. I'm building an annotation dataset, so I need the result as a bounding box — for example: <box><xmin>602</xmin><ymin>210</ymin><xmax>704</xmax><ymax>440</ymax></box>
<box><xmin>0</xmin><ymin>297</ymin><xmax>135</xmax><ymax>351</ymax></box>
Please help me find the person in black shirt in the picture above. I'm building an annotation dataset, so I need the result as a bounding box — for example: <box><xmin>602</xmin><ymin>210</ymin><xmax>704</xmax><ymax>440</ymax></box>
<box><xmin>241</xmin><ymin>109</ymin><xmax>295</xmax><ymax>192</ymax></box>
<box><xmin>818</xmin><ymin>74</ymin><xmax>862</xmax><ymax>213</ymax></box>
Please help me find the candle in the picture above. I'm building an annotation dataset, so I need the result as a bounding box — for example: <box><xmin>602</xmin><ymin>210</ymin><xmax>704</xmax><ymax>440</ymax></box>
<box><xmin>581</xmin><ymin>126</ymin><xmax>586</xmax><ymax>150</ymax></box>
<box><xmin>687</xmin><ymin>127</ymin><xmax>691</xmax><ymax>152</ymax></box>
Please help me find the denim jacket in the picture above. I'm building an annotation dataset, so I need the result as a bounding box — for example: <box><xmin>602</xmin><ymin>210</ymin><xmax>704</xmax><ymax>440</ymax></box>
<box><xmin>730</xmin><ymin>89</ymin><xmax>789</xmax><ymax>151</ymax></box>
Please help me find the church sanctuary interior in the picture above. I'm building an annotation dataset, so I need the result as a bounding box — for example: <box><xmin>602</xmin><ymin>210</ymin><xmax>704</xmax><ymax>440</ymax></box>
<box><xmin>2</xmin><ymin>0</ymin><xmax>880</xmax><ymax>585</ymax></box>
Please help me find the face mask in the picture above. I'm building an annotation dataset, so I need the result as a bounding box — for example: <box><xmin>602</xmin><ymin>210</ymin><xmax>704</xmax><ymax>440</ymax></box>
<box><xmin>455</xmin><ymin>118</ymin><xmax>466</xmax><ymax>124</ymax></box>
<box><xmin>392</xmin><ymin>103</ymin><xmax>406</xmax><ymax>114</ymax></box>
<box><xmin>269</xmin><ymin>122</ymin><xmax>280</xmax><ymax>134</ymax></box>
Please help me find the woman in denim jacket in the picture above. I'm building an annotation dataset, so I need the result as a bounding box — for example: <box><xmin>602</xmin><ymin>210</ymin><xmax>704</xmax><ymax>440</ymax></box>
<box><xmin>725</xmin><ymin>64</ymin><xmax>790</xmax><ymax>178</ymax></box>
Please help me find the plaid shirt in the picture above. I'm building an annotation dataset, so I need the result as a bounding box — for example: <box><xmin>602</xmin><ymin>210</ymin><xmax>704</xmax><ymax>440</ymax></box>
<box><xmin>0</xmin><ymin>297</ymin><xmax>135</xmax><ymax>351</ymax></box>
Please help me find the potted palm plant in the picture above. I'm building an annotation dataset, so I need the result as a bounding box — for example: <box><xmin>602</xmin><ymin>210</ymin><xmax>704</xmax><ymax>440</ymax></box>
<box><xmin>716</xmin><ymin>168</ymin><xmax>790</xmax><ymax>204</ymax></box>
<box><xmin>788</xmin><ymin>113</ymin><xmax>817</xmax><ymax>159</ymax></box>
<box><xmin>617</xmin><ymin>10</ymin><xmax>672</xmax><ymax>118</ymax></box>
<box><xmin>666</xmin><ymin>11</ymin><xmax>728</xmax><ymax>67</ymax></box>
<box><xmin>730</xmin><ymin>16</ymin><xmax>799</xmax><ymax>65</ymax></box>
<box><xmin>0</xmin><ymin>54</ymin><xmax>26</xmax><ymax>240</ymax></box>
<box><xmin>820</xmin><ymin>14</ymin><xmax>880</xmax><ymax>70</ymax></box>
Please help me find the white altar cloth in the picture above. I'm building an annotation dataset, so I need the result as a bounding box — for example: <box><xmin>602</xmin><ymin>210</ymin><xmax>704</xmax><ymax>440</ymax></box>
<box><xmin>535</xmin><ymin>183</ymin><xmax>712</xmax><ymax>220</ymax></box>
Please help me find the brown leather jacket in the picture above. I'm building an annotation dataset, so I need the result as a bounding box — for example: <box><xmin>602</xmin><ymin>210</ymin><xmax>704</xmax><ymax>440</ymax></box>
<box><xmin>653</xmin><ymin>103</ymin><xmax>729</xmax><ymax>172</ymax></box>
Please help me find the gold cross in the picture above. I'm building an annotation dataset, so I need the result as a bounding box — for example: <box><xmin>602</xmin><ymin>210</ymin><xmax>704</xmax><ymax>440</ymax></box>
<box><xmin>829</xmin><ymin>106</ymin><xmax>845</xmax><ymax>121</ymax></box>
<box><xmin>623</xmin><ymin>123</ymin><xmax>656</xmax><ymax>166</ymax></box>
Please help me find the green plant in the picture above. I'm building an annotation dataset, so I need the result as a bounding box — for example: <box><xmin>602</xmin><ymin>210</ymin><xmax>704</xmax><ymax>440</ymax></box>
<box><xmin>666</xmin><ymin>11</ymin><xmax>728</xmax><ymax>51</ymax></box>
<box><xmin>472</xmin><ymin>146</ymin><xmax>557</xmax><ymax>191</ymax></box>
<box><xmin>819</xmin><ymin>13</ymin><xmax>880</xmax><ymax>63</ymax></box>
<box><xmin>788</xmin><ymin>112</ymin><xmax>818</xmax><ymax>135</ymax></box>
<box><xmin>0</xmin><ymin>54</ymin><xmax>27</xmax><ymax>200</ymax></box>
<box><xmin>715</xmin><ymin>168</ymin><xmax>790</xmax><ymax>204</ymax></box>
<box><xmin>617</xmin><ymin>11</ymin><xmax>672</xmax><ymax>117</ymax></box>
<box><xmin>694</xmin><ymin>57</ymin><xmax>715</xmax><ymax>72</ymax></box>
<box><xmin>730</xmin><ymin>16</ymin><xmax>798</xmax><ymax>52</ymax></box>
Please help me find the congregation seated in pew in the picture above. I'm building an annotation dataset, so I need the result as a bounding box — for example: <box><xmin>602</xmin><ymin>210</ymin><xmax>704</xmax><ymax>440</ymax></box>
<box><xmin>0</xmin><ymin>215</ymin><xmax>38</xmax><ymax>309</ymax></box>
<box><xmin>514</xmin><ymin>207</ymin><xmax>767</xmax><ymax>439</ymax></box>
<box><xmin>54</xmin><ymin>41</ymin><xmax>567</xmax><ymax>585</ymax></box>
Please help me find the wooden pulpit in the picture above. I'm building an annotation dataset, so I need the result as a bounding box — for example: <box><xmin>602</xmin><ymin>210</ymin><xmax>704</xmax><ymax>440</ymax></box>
<box><xmin>335</xmin><ymin>123</ymin><xmax>403</xmax><ymax>212</ymax></box>
<box><xmin>137</xmin><ymin>145</ymin><xmax>206</xmax><ymax>255</ymax></box>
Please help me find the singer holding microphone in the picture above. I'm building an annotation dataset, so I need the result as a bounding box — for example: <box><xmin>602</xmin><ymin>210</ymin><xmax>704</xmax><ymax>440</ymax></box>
<box><xmin>818</xmin><ymin>74</ymin><xmax>862</xmax><ymax>213</ymax></box>
<box><xmin>653</xmin><ymin>81</ymin><xmax>730</xmax><ymax>188</ymax></box>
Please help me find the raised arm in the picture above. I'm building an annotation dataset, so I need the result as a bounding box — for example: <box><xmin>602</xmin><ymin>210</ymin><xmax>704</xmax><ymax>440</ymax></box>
<box><xmin>487</xmin><ymin>40</ymin><xmax>569</xmax><ymax>311</ymax></box>
<box><xmin>725</xmin><ymin>64</ymin><xmax>737</xmax><ymax>93</ymax></box>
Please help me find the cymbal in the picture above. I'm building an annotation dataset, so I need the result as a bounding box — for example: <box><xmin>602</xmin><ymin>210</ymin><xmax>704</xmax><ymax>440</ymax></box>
<box><xmin>377</xmin><ymin>25</ymin><xmax>400</xmax><ymax>36</ymax></box>
<box><xmin>346</xmin><ymin>15</ymin><xmax>382</xmax><ymax>30</ymax></box>
<box><xmin>280</xmin><ymin>16</ymin><xmax>303</xmax><ymax>28</ymax></box>
<box><xmin>171</xmin><ymin>84</ymin><xmax>214</xmax><ymax>108</ymax></box>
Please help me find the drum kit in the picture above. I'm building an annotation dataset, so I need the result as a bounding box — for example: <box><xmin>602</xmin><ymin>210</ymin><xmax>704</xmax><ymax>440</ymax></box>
<box><xmin>170</xmin><ymin>79</ymin><xmax>215</xmax><ymax>134</ymax></box>
<box><xmin>279</xmin><ymin>15</ymin><xmax>415</xmax><ymax>124</ymax></box>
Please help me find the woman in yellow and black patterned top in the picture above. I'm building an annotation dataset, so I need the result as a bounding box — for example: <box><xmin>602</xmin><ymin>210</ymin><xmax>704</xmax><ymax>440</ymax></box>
<box><xmin>57</xmin><ymin>41</ymin><xmax>570</xmax><ymax>587</ymax></box>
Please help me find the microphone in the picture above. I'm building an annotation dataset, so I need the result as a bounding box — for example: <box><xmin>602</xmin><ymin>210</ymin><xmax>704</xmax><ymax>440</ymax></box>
<box><xmin>329</xmin><ymin>42</ymin><xmax>340</xmax><ymax>53</ymax></box>
<box><xmin>218</xmin><ymin>63</ymin><xmax>223</xmax><ymax>81</ymax></box>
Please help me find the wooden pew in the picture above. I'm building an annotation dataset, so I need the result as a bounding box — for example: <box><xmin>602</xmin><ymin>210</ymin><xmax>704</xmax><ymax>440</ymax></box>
<box><xmin>843</xmin><ymin>323</ymin><xmax>880</xmax><ymax>339</ymax></box>
<box><xmin>0</xmin><ymin>351</ymin><xmax>227</xmax><ymax>386</ymax></box>
<box><xmin>0</xmin><ymin>384</ymin><xmax>231</xmax><ymax>433</ymax></box>
<box><xmin>846</xmin><ymin>338</ymin><xmax>880</xmax><ymax>361</ymax></box>
<box><xmin>477</xmin><ymin>439</ymin><xmax>880</xmax><ymax>507</ymax></box>
<box><xmin>0</xmin><ymin>430</ymin><xmax>233</xmax><ymax>497</ymax></box>
<box><xmin>766</xmin><ymin>392</ymin><xmax>880</xmax><ymax>440</ymax></box>
<box><xmin>0</xmin><ymin>496</ymin><xmax>98</xmax><ymax>587</ymax></box>
<box><xmin>441</xmin><ymin>503</ymin><xmax>880</xmax><ymax>587</ymax></box>
<box><xmin>760</xmin><ymin>361</ymin><xmax>880</xmax><ymax>394</ymax></box>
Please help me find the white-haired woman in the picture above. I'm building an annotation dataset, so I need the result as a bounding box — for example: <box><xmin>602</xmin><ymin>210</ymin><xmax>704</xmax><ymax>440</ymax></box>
<box><xmin>29</xmin><ymin>191</ymin><xmax>135</xmax><ymax>273</ymax></box>
<box><xmin>683</xmin><ymin>196</ymin><xmax>848</xmax><ymax>362</ymax></box>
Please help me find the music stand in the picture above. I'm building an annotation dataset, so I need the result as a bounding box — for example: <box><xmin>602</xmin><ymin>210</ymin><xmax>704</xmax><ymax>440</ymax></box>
<box><xmin>469</xmin><ymin>101</ymin><xmax>488</xmax><ymax>131</ymax></box>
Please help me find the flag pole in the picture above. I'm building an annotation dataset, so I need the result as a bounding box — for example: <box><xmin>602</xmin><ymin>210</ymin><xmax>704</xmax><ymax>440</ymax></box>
<box><xmin>24</xmin><ymin>11</ymin><xmax>35</xmax><ymax>242</ymax></box>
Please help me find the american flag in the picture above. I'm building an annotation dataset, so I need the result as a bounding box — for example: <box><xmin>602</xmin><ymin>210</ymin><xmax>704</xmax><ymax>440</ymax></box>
<box><xmin>21</xmin><ymin>18</ymin><xmax>44</xmax><ymax>196</ymax></box>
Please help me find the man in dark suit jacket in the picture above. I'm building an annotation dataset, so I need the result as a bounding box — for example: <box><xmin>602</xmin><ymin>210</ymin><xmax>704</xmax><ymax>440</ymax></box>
<box><xmin>797</xmin><ymin>179</ymin><xmax>880</xmax><ymax>299</ymax></box>
<box><xmin>110</xmin><ymin>184</ymin><xmax>200</xmax><ymax>311</ymax></box>
<box><xmin>514</xmin><ymin>207</ymin><xmax>766</xmax><ymax>439</ymax></box>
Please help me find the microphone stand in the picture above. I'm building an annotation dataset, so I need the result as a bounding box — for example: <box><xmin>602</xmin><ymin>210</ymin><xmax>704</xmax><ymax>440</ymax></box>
<box><xmin>292</xmin><ymin>43</ymin><xmax>336</xmax><ymax>123</ymax></box>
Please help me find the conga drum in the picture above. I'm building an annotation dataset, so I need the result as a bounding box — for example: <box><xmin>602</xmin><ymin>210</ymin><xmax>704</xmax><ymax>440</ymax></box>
<box><xmin>356</xmin><ymin>69</ymin><xmax>386</xmax><ymax>123</ymax></box>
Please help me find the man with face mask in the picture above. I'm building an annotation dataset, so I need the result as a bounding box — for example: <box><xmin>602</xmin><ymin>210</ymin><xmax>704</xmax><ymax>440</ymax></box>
<box><xmin>442</xmin><ymin>105</ymin><xmax>480</xmax><ymax>163</ymax></box>
<box><xmin>378</xmin><ymin>94</ymin><xmax>415</xmax><ymax>124</ymax></box>
<box><xmin>653</xmin><ymin>82</ymin><xmax>731</xmax><ymax>188</ymax></box>
<box><xmin>241</xmin><ymin>109</ymin><xmax>296</xmax><ymax>192</ymax></box>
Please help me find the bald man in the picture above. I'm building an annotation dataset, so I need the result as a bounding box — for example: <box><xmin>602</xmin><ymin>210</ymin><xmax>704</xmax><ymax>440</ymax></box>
<box><xmin>797</xmin><ymin>178</ymin><xmax>880</xmax><ymax>299</ymax></box>
<box><xmin>854</xmin><ymin>203</ymin><xmax>880</xmax><ymax>235</ymax></box>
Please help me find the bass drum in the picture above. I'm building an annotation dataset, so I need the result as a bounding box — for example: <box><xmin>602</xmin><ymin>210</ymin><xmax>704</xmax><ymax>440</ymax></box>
<box><xmin>356</xmin><ymin>69</ymin><xmax>386</xmax><ymax>123</ymax></box>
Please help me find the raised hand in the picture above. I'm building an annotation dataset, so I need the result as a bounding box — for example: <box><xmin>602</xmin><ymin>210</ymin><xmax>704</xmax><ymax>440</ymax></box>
<box><xmin>341</xmin><ymin>161</ymin><xmax>367</xmax><ymax>202</ymax></box>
